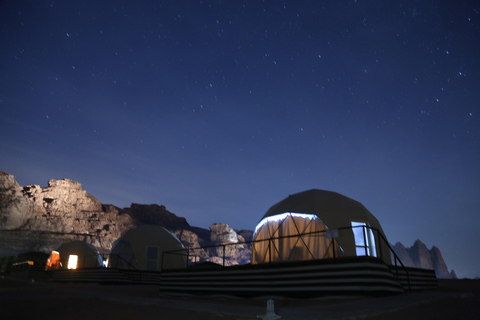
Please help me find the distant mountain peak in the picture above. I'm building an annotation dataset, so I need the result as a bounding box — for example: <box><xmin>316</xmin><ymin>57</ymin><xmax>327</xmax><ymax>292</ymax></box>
<box><xmin>393</xmin><ymin>241</ymin><xmax>456</xmax><ymax>279</ymax></box>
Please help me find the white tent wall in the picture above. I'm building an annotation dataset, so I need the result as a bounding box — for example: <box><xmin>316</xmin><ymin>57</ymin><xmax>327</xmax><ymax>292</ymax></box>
<box><xmin>109</xmin><ymin>225</ymin><xmax>187</xmax><ymax>271</ymax></box>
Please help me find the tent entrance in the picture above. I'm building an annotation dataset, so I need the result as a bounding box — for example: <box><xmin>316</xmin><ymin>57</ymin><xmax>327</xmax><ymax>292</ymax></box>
<box><xmin>146</xmin><ymin>246</ymin><xmax>159</xmax><ymax>271</ymax></box>
<box><xmin>67</xmin><ymin>255</ymin><xmax>78</xmax><ymax>269</ymax></box>
<box><xmin>351</xmin><ymin>221</ymin><xmax>377</xmax><ymax>257</ymax></box>
<box><xmin>45</xmin><ymin>251</ymin><xmax>61</xmax><ymax>270</ymax></box>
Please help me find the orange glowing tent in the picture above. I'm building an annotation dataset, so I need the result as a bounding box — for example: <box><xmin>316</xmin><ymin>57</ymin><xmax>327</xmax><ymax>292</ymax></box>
<box><xmin>45</xmin><ymin>251</ymin><xmax>61</xmax><ymax>270</ymax></box>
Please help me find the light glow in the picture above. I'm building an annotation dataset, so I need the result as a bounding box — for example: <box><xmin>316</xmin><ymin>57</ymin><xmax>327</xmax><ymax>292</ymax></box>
<box><xmin>45</xmin><ymin>251</ymin><xmax>61</xmax><ymax>270</ymax></box>
<box><xmin>67</xmin><ymin>255</ymin><xmax>78</xmax><ymax>269</ymax></box>
<box><xmin>254</xmin><ymin>212</ymin><xmax>318</xmax><ymax>236</ymax></box>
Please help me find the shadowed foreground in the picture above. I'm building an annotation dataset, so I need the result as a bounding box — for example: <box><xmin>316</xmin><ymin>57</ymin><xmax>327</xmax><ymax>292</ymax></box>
<box><xmin>1</xmin><ymin>278</ymin><xmax>479</xmax><ymax>320</ymax></box>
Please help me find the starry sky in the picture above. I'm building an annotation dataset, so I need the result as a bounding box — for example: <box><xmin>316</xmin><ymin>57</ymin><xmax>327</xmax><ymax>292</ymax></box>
<box><xmin>1</xmin><ymin>1</ymin><xmax>479</xmax><ymax>278</ymax></box>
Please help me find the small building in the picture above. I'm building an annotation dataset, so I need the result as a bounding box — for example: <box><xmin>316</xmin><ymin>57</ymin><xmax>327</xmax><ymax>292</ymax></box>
<box><xmin>45</xmin><ymin>241</ymin><xmax>103</xmax><ymax>270</ymax></box>
<box><xmin>252</xmin><ymin>189</ymin><xmax>392</xmax><ymax>265</ymax></box>
<box><xmin>108</xmin><ymin>225</ymin><xmax>187</xmax><ymax>271</ymax></box>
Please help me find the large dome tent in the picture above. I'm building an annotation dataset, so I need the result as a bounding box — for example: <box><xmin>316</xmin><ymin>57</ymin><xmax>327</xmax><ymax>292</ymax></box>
<box><xmin>108</xmin><ymin>225</ymin><xmax>187</xmax><ymax>271</ymax></box>
<box><xmin>252</xmin><ymin>189</ymin><xmax>392</xmax><ymax>264</ymax></box>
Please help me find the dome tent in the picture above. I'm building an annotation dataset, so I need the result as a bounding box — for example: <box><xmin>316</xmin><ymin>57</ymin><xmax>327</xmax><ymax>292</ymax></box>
<box><xmin>108</xmin><ymin>225</ymin><xmax>187</xmax><ymax>271</ymax></box>
<box><xmin>252</xmin><ymin>189</ymin><xmax>391</xmax><ymax>265</ymax></box>
<box><xmin>46</xmin><ymin>241</ymin><xmax>103</xmax><ymax>270</ymax></box>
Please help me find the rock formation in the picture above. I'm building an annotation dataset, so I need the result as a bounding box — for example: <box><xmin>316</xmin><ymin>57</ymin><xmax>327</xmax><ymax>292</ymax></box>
<box><xmin>207</xmin><ymin>223</ymin><xmax>251</xmax><ymax>266</ymax></box>
<box><xmin>125</xmin><ymin>203</ymin><xmax>190</xmax><ymax>230</ymax></box>
<box><xmin>236</xmin><ymin>229</ymin><xmax>254</xmax><ymax>243</ymax></box>
<box><xmin>0</xmin><ymin>171</ymin><xmax>251</xmax><ymax>266</ymax></box>
<box><xmin>0</xmin><ymin>171</ymin><xmax>136</xmax><ymax>256</ymax></box>
<box><xmin>0</xmin><ymin>171</ymin><xmax>32</xmax><ymax>230</ymax></box>
<box><xmin>392</xmin><ymin>240</ymin><xmax>456</xmax><ymax>279</ymax></box>
<box><xmin>390</xmin><ymin>242</ymin><xmax>414</xmax><ymax>267</ymax></box>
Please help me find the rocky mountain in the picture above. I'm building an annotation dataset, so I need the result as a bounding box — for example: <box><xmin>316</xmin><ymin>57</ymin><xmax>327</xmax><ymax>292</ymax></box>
<box><xmin>0</xmin><ymin>171</ymin><xmax>135</xmax><ymax>254</ymax></box>
<box><xmin>1</xmin><ymin>170</ymin><xmax>456</xmax><ymax>273</ymax></box>
<box><xmin>0</xmin><ymin>171</ymin><xmax>250</xmax><ymax>266</ymax></box>
<box><xmin>392</xmin><ymin>240</ymin><xmax>457</xmax><ymax>279</ymax></box>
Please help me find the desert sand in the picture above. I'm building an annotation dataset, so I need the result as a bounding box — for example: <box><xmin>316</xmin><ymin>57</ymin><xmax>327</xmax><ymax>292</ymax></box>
<box><xmin>1</xmin><ymin>277</ymin><xmax>479</xmax><ymax>320</ymax></box>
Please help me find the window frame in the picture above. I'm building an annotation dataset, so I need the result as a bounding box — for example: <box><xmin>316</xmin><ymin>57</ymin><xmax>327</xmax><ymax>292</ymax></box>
<box><xmin>351</xmin><ymin>221</ymin><xmax>377</xmax><ymax>257</ymax></box>
<box><xmin>146</xmin><ymin>246</ymin><xmax>159</xmax><ymax>271</ymax></box>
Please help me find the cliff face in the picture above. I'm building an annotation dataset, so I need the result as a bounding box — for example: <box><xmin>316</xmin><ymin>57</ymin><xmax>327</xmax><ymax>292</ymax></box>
<box><xmin>0</xmin><ymin>171</ymin><xmax>136</xmax><ymax>255</ymax></box>
<box><xmin>393</xmin><ymin>240</ymin><xmax>456</xmax><ymax>279</ymax></box>
<box><xmin>0</xmin><ymin>171</ymin><xmax>32</xmax><ymax>230</ymax></box>
<box><xmin>0</xmin><ymin>171</ymin><xmax>251</xmax><ymax>265</ymax></box>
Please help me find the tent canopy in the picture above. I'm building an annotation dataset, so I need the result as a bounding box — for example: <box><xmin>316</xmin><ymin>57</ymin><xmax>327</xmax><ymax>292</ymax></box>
<box><xmin>262</xmin><ymin>189</ymin><xmax>379</xmax><ymax>227</ymax></box>
<box><xmin>109</xmin><ymin>225</ymin><xmax>187</xmax><ymax>271</ymax></box>
<box><xmin>252</xmin><ymin>189</ymin><xmax>391</xmax><ymax>264</ymax></box>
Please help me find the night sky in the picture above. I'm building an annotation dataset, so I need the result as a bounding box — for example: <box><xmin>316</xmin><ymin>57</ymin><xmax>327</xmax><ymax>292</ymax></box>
<box><xmin>1</xmin><ymin>1</ymin><xmax>479</xmax><ymax>278</ymax></box>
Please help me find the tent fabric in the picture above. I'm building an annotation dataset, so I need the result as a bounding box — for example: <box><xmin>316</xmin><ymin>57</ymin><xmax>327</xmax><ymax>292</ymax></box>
<box><xmin>252</xmin><ymin>213</ymin><xmax>342</xmax><ymax>264</ymax></box>
<box><xmin>46</xmin><ymin>241</ymin><xmax>103</xmax><ymax>270</ymax></box>
<box><xmin>253</xmin><ymin>189</ymin><xmax>391</xmax><ymax>264</ymax></box>
<box><xmin>109</xmin><ymin>240</ymin><xmax>135</xmax><ymax>269</ymax></box>
<box><xmin>109</xmin><ymin>225</ymin><xmax>187</xmax><ymax>271</ymax></box>
<box><xmin>262</xmin><ymin>190</ymin><xmax>378</xmax><ymax>224</ymax></box>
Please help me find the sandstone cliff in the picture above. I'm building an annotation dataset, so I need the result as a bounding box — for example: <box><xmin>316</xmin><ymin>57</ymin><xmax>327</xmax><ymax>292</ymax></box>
<box><xmin>0</xmin><ymin>171</ymin><xmax>32</xmax><ymax>230</ymax></box>
<box><xmin>0</xmin><ymin>171</ymin><xmax>136</xmax><ymax>255</ymax></box>
<box><xmin>0</xmin><ymin>171</ymin><xmax>250</xmax><ymax>265</ymax></box>
<box><xmin>392</xmin><ymin>240</ymin><xmax>456</xmax><ymax>279</ymax></box>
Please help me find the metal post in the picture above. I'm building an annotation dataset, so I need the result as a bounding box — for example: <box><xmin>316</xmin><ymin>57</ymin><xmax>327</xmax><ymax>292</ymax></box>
<box><xmin>377</xmin><ymin>229</ymin><xmax>383</xmax><ymax>260</ymax></box>
<box><xmin>269</xmin><ymin>240</ymin><xmax>272</xmax><ymax>263</ymax></box>
<box><xmin>362</xmin><ymin>226</ymin><xmax>368</xmax><ymax>256</ymax></box>
<box><xmin>223</xmin><ymin>245</ymin><xmax>225</xmax><ymax>266</ymax></box>
<box><xmin>162</xmin><ymin>251</ymin><xmax>165</xmax><ymax>270</ymax></box>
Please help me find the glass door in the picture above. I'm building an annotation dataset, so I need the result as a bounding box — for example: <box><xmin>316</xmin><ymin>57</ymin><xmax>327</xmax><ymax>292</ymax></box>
<box><xmin>351</xmin><ymin>221</ymin><xmax>377</xmax><ymax>257</ymax></box>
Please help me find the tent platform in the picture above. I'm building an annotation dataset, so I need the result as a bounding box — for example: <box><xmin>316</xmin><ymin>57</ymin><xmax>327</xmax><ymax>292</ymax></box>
<box><xmin>15</xmin><ymin>256</ymin><xmax>437</xmax><ymax>297</ymax></box>
<box><xmin>157</xmin><ymin>256</ymin><xmax>436</xmax><ymax>297</ymax></box>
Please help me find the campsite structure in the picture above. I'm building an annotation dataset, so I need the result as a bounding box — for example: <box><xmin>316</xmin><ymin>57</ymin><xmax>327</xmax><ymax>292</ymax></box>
<box><xmin>108</xmin><ymin>225</ymin><xmax>187</xmax><ymax>271</ymax></box>
<box><xmin>45</xmin><ymin>240</ymin><xmax>103</xmax><ymax>270</ymax></box>
<box><xmin>252</xmin><ymin>189</ymin><xmax>391</xmax><ymax>264</ymax></box>
<box><xmin>3</xmin><ymin>189</ymin><xmax>437</xmax><ymax>297</ymax></box>
<box><xmin>158</xmin><ymin>189</ymin><xmax>437</xmax><ymax>296</ymax></box>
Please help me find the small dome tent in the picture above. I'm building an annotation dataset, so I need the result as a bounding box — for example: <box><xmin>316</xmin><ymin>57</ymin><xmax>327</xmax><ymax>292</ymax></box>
<box><xmin>46</xmin><ymin>241</ymin><xmax>103</xmax><ymax>270</ymax></box>
<box><xmin>252</xmin><ymin>189</ymin><xmax>391</xmax><ymax>265</ymax></box>
<box><xmin>108</xmin><ymin>225</ymin><xmax>187</xmax><ymax>271</ymax></box>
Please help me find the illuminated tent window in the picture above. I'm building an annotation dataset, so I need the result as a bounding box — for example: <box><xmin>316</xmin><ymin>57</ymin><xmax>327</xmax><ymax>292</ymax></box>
<box><xmin>351</xmin><ymin>221</ymin><xmax>377</xmax><ymax>257</ymax></box>
<box><xmin>45</xmin><ymin>251</ymin><xmax>61</xmax><ymax>270</ymax></box>
<box><xmin>67</xmin><ymin>255</ymin><xmax>78</xmax><ymax>269</ymax></box>
<box><xmin>252</xmin><ymin>212</ymin><xmax>342</xmax><ymax>264</ymax></box>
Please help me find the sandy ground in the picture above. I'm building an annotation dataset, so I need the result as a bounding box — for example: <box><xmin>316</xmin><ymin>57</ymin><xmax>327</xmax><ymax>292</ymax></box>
<box><xmin>1</xmin><ymin>277</ymin><xmax>479</xmax><ymax>320</ymax></box>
